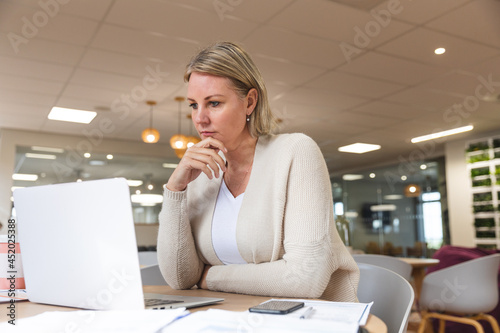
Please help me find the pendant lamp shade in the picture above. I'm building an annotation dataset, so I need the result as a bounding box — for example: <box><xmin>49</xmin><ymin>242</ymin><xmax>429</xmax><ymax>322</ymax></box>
<box><xmin>142</xmin><ymin>101</ymin><xmax>159</xmax><ymax>143</ymax></box>
<box><xmin>170</xmin><ymin>97</ymin><xmax>189</xmax><ymax>158</ymax></box>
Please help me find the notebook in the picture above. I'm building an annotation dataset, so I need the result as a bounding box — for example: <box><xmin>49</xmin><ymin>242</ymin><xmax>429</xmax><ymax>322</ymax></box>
<box><xmin>12</xmin><ymin>178</ymin><xmax>223</xmax><ymax>310</ymax></box>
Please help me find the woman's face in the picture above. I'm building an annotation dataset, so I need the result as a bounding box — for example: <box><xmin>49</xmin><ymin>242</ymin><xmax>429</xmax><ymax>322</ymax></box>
<box><xmin>187</xmin><ymin>72</ymin><xmax>255</xmax><ymax>149</ymax></box>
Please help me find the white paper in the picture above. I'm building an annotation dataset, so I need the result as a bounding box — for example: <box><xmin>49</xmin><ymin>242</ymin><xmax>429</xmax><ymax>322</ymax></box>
<box><xmin>0</xmin><ymin>289</ymin><xmax>28</xmax><ymax>303</ymax></box>
<box><xmin>279</xmin><ymin>299</ymin><xmax>373</xmax><ymax>325</ymax></box>
<box><xmin>162</xmin><ymin>309</ymin><xmax>360</xmax><ymax>333</ymax></box>
<box><xmin>0</xmin><ymin>307</ymin><xmax>188</xmax><ymax>333</ymax></box>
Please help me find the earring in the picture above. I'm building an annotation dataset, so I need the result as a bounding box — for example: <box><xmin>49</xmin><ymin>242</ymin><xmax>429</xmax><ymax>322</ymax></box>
<box><xmin>246</xmin><ymin>115</ymin><xmax>250</xmax><ymax>122</ymax></box>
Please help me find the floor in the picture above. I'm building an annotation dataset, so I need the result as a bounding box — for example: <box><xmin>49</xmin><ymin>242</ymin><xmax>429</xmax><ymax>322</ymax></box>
<box><xmin>407</xmin><ymin>311</ymin><xmax>422</xmax><ymax>332</ymax></box>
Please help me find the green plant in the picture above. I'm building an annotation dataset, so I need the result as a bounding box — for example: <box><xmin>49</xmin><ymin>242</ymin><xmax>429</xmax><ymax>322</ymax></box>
<box><xmin>471</xmin><ymin>167</ymin><xmax>490</xmax><ymax>178</ymax></box>
<box><xmin>494</xmin><ymin>138</ymin><xmax>500</xmax><ymax>148</ymax></box>
<box><xmin>473</xmin><ymin>204</ymin><xmax>495</xmax><ymax>213</ymax></box>
<box><xmin>476</xmin><ymin>230</ymin><xmax>496</xmax><ymax>238</ymax></box>
<box><xmin>473</xmin><ymin>192</ymin><xmax>493</xmax><ymax>202</ymax></box>
<box><xmin>495</xmin><ymin>151</ymin><xmax>500</xmax><ymax>159</ymax></box>
<box><xmin>478</xmin><ymin>244</ymin><xmax>497</xmax><ymax>250</ymax></box>
<box><xmin>468</xmin><ymin>152</ymin><xmax>490</xmax><ymax>163</ymax></box>
<box><xmin>472</xmin><ymin>178</ymin><xmax>492</xmax><ymax>187</ymax></box>
<box><xmin>467</xmin><ymin>141</ymin><xmax>489</xmax><ymax>152</ymax></box>
<box><xmin>496</xmin><ymin>165</ymin><xmax>500</xmax><ymax>175</ymax></box>
<box><xmin>474</xmin><ymin>218</ymin><xmax>495</xmax><ymax>228</ymax></box>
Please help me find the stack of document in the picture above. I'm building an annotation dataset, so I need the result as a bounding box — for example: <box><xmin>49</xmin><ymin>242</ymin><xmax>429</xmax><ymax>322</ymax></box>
<box><xmin>162</xmin><ymin>299</ymin><xmax>373</xmax><ymax>333</ymax></box>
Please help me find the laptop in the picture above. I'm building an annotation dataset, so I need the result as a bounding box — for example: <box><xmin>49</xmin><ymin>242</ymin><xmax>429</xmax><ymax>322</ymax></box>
<box><xmin>13</xmin><ymin>178</ymin><xmax>223</xmax><ymax>310</ymax></box>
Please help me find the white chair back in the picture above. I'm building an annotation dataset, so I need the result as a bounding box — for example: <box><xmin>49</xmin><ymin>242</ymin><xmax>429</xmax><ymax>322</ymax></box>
<box><xmin>140</xmin><ymin>265</ymin><xmax>168</xmax><ymax>286</ymax></box>
<box><xmin>419</xmin><ymin>253</ymin><xmax>500</xmax><ymax>314</ymax></box>
<box><xmin>353</xmin><ymin>254</ymin><xmax>412</xmax><ymax>281</ymax></box>
<box><xmin>357</xmin><ymin>263</ymin><xmax>415</xmax><ymax>333</ymax></box>
<box><xmin>138</xmin><ymin>251</ymin><xmax>158</xmax><ymax>267</ymax></box>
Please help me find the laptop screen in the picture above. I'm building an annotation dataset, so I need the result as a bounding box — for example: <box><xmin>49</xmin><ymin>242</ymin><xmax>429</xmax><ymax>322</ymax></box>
<box><xmin>13</xmin><ymin>178</ymin><xmax>145</xmax><ymax>310</ymax></box>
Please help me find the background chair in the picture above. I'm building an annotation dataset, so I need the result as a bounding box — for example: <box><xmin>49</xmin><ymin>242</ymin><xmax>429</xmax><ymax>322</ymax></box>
<box><xmin>138</xmin><ymin>251</ymin><xmax>158</xmax><ymax>267</ymax></box>
<box><xmin>357</xmin><ymin>263</ymin><xmax>415</xmax><ymax>333</ymax></box>
<box><xmin>140</xmin><ymin>264</ymin><xmax>168</xmax><ymax>286</ymax></box>
<box><xmin>418</xmin><ymin>253</ymin><xmax>500</xmax><ymax>333</ymax></box>
<box><xmin>353</xmin><ymin>254</ymin><xmax>413</xmax><ymax>281</ymax></box>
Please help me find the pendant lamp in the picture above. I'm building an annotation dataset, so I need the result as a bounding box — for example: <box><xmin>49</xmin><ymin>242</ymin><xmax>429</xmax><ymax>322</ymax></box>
<box><xmin>170</xmin><ymin>97</ymin><xmax>188</xmax><ymax>158</ymax></box>
<box><xmin>186</xmin><ymin>114</ymin><xmax>201</xmax><ymax>148</ymax></box>
<box><xmin>141</xmin><ymin>101</ymin><xmax>160</xmax><ymax>143</ymax></box>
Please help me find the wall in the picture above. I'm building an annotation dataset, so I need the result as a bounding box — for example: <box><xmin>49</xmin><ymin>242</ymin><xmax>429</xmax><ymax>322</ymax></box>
<box><xmin>444</xmin><ymin>129</ymin><xmax>500</xmax><ymax>247</ymax></box>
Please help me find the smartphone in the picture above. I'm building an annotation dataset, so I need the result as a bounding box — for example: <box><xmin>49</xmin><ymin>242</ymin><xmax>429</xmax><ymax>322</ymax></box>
<box><xmin>248</xmin><ymin>300</ymin><xmax>305</xmax><ymax>314</ymax></box>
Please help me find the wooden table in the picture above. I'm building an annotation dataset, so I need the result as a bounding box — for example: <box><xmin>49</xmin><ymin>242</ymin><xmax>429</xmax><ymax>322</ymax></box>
<box><xmin>3</xmin><ymin>286</ymin><xmax>387</xmax><ymax>332</ymax></box>
<box><xmin>398</xmin><ymin>258</ymin><xmax>440</xmax><ymax>303</ymax></box>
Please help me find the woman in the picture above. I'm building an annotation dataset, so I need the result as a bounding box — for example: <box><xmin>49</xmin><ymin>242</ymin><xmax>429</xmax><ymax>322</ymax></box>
<box><xmin>158</xmin><ymin>41</ymin><xmax>359</xmax><ymax>302</ymax></box>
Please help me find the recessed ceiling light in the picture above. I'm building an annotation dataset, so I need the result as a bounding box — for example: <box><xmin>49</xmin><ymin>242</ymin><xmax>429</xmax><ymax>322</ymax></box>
<box><xmin>162</xmin><ymin>163</ymin><xmax>179</xmax><ymax>169</ymax></box>
<box><xmin>12</xmin><ymin>173</ymin><xmax>38</xmax><ymax>181</ymax></box>
<box><xmin>369</xmin><ymin>173</ymin><xmax>376</xmax><ymax>178</ymax></box>
<box><xmin>89</xmin><ymin>160</ymin><xmax>106</xmax><ymax>166</ymax></box>
<box><xmin>131</xmin><ymin>193</ymin><xmax>163</xmax><ymax>205</ymax></box>
<box><xmin>479</xmin><ymin>92</ymin><xmax>500</xmax><ymax>103</ymax></box>
<box><xmin>342</xmin><ymin>174</ymin><xmax>364</xmax><ymax>181</ymax></box>
<box><xmin>25</xmin><ymin>153</ymin><xmax>57</xmax><ymax>160</ymax></box>
<box><xmin>48</xmin><ymin>107</ymin><xmax>97</xmax><ymax>124</ymax></box>
<box><xmin>370</xmin><ymin>204</ymin><xmax>397</xmax><ymax>212</ymax></box>
<box><xmin>127</xmin><ymin>180</ymin><xmax>144</xmax><ymax>187</ymax></box>
<box><xmin>434</xmin><ymin>47</ymin><xmax>446</xmax><ymax>55</ymax></box>
<box><xmin>31</xmin><ymin>146</ymin><xmax>64</xmax><ymax>153</ymax></box>
<box><xmin>383</xmin><ymin>194</ymin><xmax>403</xmax><ymax>200</ymax></box>
<box><xmin>106</xmin><ymin>154</ymin><xmax>114</xmax><ymax>160</ymax></box>
<box><xmin>411</xmin><ymin>125</ymin><xmax>474</xmax><ymax>143</ymax></box>
<box><xmin>84</xmin><ymin>153</ymin><xmax>91</xmax><ymax>158</ymax></box>
<box><xmin>338</xmin><ymin>143</ymin><xmax>381</xmax><ymax>154</ymax></box>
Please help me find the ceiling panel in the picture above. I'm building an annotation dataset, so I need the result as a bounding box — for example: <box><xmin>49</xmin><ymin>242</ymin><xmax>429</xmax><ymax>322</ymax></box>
<box><xmin>373</xmin><ymin>0</ymin><xmax>471</xmax><ymax>24</ymax></box>
<box><xmin>305</xmin><ymin>71</ymin><xmax>405</xmax><ymax>99</ymax></box>
<box><xmin>377</xmin><ymin>27</ymin><xmax>500</xmax><ymax>68</ymax></box>
<box><xmin>337</xmin><ymin>52</ymin><xmax>447</xmax><ymax>85</ymax></box>
<box><xmin>243</xmin><ymin>26</ymin><xmax>347</xmax><ymax>69</ymax></box>
<box><xmin>426</xmin><ymin>0</ymin><xmax>500</xmax><ymax>49</ymax></box>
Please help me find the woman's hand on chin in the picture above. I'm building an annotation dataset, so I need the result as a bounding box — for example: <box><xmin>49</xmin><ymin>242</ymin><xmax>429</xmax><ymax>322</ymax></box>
<box><xmin>166</xmin><ymin>138</ymin><xmax>227</xmax><ymax>192</ymax></box>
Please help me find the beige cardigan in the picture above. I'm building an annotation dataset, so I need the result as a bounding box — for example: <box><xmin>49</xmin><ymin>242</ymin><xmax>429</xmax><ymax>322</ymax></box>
<box><xmin>158</xmin><ymin>133</ymin><xmax>359</xmax><ymax>302</ymax></box>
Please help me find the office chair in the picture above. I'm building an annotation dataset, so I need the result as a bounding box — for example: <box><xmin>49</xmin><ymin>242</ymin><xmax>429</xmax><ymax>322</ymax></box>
<box><xmin>357</xmin><ymin>263</ymin><xmax>415</xmax><ymax>333</ymax></box>
<box><xmin>418</xmin><ymin>253</ymin><xmax>500</xmax><ymax>333</ymax></box>
<box><xmin>138</xmin><ymin>251</ymin><xmax>158</xmax><ymax>267</ymax></box>
<box><xmin>140</xmin><ymin>264</ymin><xmax>168</xmax><ymax>286</ymax></box>
<box><xmin>353</xmin><ymin>254</ymin><xmax>413</xmax><ymax>281</ymax></box>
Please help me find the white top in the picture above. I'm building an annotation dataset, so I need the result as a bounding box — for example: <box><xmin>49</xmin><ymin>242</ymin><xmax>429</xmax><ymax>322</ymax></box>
<box><xmin>211</xmin><ymin>180</ymin><xmax>247</xmax><ymax>265</ymax></box>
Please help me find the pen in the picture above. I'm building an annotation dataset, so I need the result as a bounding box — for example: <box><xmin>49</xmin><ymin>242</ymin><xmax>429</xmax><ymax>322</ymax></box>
<box><xmin>300</xmin><ymin>306</ymin><xmax>314</xmax><ymax>319</ymax></box>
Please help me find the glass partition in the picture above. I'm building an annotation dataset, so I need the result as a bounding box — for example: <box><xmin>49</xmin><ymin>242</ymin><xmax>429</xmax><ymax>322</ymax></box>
<box><xmin>332</xmin><ymin>157</ymin><xmax>449</xmax><ymax>258</ymax></box>
<box><xmin>11</xmin><ymin>145</ymin><xmax>177</xmax><ymax>224</ymax></box>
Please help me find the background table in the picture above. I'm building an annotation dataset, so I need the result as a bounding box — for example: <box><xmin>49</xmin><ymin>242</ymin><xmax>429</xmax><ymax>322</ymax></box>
<box><xmin>398</xmin><ymin>258</ymin><xmax>440</xmax><ymax>303</ymax></box>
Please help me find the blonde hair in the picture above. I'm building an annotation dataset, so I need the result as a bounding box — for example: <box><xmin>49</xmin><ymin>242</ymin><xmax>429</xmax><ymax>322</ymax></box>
<box><xmin>184</xmin><ymin>41</ymin><xmax>277</xmax><ymax>137</ymax></box>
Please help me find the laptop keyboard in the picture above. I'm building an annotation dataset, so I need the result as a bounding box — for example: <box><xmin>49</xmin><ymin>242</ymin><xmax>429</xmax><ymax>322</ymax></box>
<box><xmin>145</xmin><ymin>298</ymin><xmax>184</xmax><ymax>307</ymax></box>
